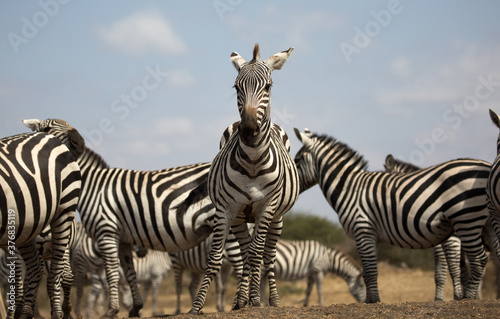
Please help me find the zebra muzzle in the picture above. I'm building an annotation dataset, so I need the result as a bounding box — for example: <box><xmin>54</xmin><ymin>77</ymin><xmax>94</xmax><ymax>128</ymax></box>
<box><xmin>239</xmin><ymin>105</ymin><xmax>259</xmax><ymax>143</ymax></box>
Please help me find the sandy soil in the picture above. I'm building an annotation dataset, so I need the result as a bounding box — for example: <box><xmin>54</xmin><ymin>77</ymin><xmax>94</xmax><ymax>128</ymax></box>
<box><xmin>34</xmin><ymin>260</ymin><xmax>499</xmax><ymax>319</ymax></box>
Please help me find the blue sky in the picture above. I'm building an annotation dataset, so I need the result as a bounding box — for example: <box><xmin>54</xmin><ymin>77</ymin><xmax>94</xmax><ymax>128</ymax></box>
<box><xmin>1</xmin><ymin>1</ymin><xmax>500</xmax><ymax>224</ymax></box>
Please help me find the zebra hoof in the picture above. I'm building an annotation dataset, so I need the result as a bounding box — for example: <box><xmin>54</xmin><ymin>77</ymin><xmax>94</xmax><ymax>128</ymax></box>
<box><xmin>187</xmin><ymin>308</ymin><xmax>199</xmax><ymax>315</ymax></box>
<box><xmin>101</xmin><ymin>309</ymin><xmax>119</xmax><ymax>319</ymax></box>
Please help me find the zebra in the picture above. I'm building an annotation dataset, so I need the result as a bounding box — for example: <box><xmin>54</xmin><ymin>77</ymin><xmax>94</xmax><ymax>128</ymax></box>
<box><xmin>384</xmin><ymin>154</ymin><xmax>463</xmax><ymax>300</ymax></box>
<box><xmin>189</xmin><ymin>44</ymin><xmax>300</xmax><ymax>314</ymax></box>
<box><xmin>385</xmin><ymin>154</ymin><xmax>500</xmax><ymax>299</ymax></box>
<box><xmin>23</xmin><ymin>118</ymin><xmax>218</xmax><ymax>318</ymax></box>
<box><xmin>0</xmin><ymin>225</ymin><xmax>76</xmax><ymax>319</ymax></box>
<box><xmin>293</xmin><ymin>128</ymin><xmax>490</xmax><ymax>303</ymax></box>
<box><xmin>486</xmin><ymin>108</ymin><xmax>500</xmax><ymax>297</ymax></box>
<box><xmin>0</xmin><ymin>121</ymin><xmax>83</xmax><ymax>319</ymax></box>
<box><xmin>169</xmin><ymin>231</ymin><xmax>243</xmax><ymax>314</ymax></box>
<box><xmin>73</xmin><ymin>234</ymin><xmax>172</xmax><ymax>318</ymax></box>
<box><xmin>260</xmin><ymin>239</ymin><xmax>365</xmax><ymax>306</ymax></box>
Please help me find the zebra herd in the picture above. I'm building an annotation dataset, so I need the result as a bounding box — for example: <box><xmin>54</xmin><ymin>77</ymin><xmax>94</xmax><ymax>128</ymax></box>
<box><xmin>1</xmin><ymin>43</ymin><xmax>500</xmax><ymax>318</ymax></box>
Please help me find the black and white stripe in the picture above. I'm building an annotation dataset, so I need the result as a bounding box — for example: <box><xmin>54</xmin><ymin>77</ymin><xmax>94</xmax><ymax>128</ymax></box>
<box><xmin>486</xmin><ymin>109</ymin><xmax>500</xmax><ymax>263</ymax></box>
<box><xmin>1</xmin><ymin>122</ymin><xmax>82</xmax><ymax>319</ymax></box>
<box><xmin>24</xmin><ymin>119</ymin><xmax>216</xmax><ymax>318</ymax></box>
<box><xmin>294</xmin><ymin>128</ymin><xmax>490</xmax><ymax>303</ymax></box>
<box><xmin>169</xmin><ymin>232</ymin><xmax>240</xmax><ymax>314</ymax></box>
<box><xmin>189</xmin><ymin>44</ymin><xmax>300</xmax><ymax>314</ymax></box>
<box><xmin>261</xmin><ymin>239</ymin><xmax>365</xmax><ymax>306</ymax></box>
<box><xmin>384</xmin><ymin>154</ymin><xmax>463</xmax><ymax>300</ymax></box>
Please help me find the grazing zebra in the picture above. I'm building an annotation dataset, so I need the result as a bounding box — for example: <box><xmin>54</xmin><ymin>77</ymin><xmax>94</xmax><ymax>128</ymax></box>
<box><xmin>0</xmin><ymin>122</ymin><xmax>83</xmax><ymax>319</ymax></box>
<box><xmin>169</xmin><ymin>231</ymin><xmax>242</xmax><ymax>314</ymax></box>
<box><xmin>385</xmin><ymin>154</ymin><xmax>500</xmax><ymax>299</ymax></box>
<box><xmin>384</xmin><ymin>154</ymin><xmax>463</xmax><ymax>300</ymax></box>
<box><xmin>260</xmin><ymin>239</ymin><xmax>365</xmax><ymax>306</ymax></box>
<box><xmin>23</xmin><ymin>118</ymin><xmax>217</xmax><ymax>318</ymax></box>
<box><xmin>293</xmin><ymin>128</ymin><xmax>490</xmax><ymax>303</ymax></box>
<box><xmin>189</xmin><ymin>44</ymin><xmax>300</xmax><ymax>314</ymax></box>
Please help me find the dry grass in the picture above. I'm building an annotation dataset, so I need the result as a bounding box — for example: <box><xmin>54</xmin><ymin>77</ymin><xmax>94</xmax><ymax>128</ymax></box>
<box><xmin>33</xmin><ymin>258</ymin><xmax>498</xmax><ymax>318</ymax></box>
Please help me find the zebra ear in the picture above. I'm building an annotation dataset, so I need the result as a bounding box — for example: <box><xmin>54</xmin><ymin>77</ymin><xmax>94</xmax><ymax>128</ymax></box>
<box><xmin>231</xmin><ymin>52</ymin><xmax>246</xmax><ymax>71</ymax></box>
<box><xmin>23</xmin><ymin>119</ymin><xmax>42</xmax><ymax>131</ymax></box>
<box><xmin>67</xmin><ymin>128</ymin><xmax>86</xmax><ymax>158</ymax></box>
<box><xmin>264</xmin><ymin>47</ymin><xmax>294</xmax><ymax>71</ymax></box>
<box><xmin>489</xmin><ymin>109</ymin><xmax>500</xmax><ymax>130</ymax></box>
<box><xmin>294</xmin><ymin>127</ymin><xmax>313</xmax><ymax>147</ymax></box>
<box><xmin>384</xmin><ymin>154</ymin><xmax>396</xmax><ymax>172</ymax></box>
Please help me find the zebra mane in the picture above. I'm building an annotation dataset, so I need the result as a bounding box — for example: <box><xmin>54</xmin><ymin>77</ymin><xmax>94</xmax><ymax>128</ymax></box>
<box><xmin>314</xmin><ymin>133</ymin><xmax>369</xmax><ymax>171</ymax></box>
<box><xmin>80</xmin><ymin>146</ymin><xmax>110</xmax><ymax>169</ymax></box>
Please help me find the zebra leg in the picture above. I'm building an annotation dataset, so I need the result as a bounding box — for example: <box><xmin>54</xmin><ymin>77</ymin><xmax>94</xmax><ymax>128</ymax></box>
<box><xmin>188</xmin><ymin>213</ymin><xmax>231</xmax><ymax>315</ymax></box>
<box><xmin>229</xmin><ymin>223</ymin><xmax>252</xmax><ymax>309</ymax></box>
<box><xmin>214</xmin><ymin>270</ymin><xmax>224</xmax><ymax>312</ymax></box>
<box><xmin>315</xmin><ymin>271</ymin><xmax>324</xmax><ymax>306</ymax></box>
<box><xmin>17</xmin><ymin>240</ymin><xmax>44</xmax><ymax>319</ymax></box>
<box><xmin>441</xmin><ymin>236</ymin><xmax>463</xmax><ymax>300</ymax></box>
<box><xmin>97</xmin><ymin>236</ymin><xmax>121</xmax><ymax>318</ymax></box>
<box><xmin>118</xmin><ymin>243</ymin><xmax>143</xmax><ymax>317</ymax></box>
<box><xmin>150</xmin><ymin>277</ymin><xmax>162</xmax><ymax>316</ymax></box>
<box><xmin>60</xmin><ymin>253</ymin><xmax>74</xmax><ymax>319</ymax></box>
<box><xmin>85</xmin><ymin>273</ymin><xmax>103</xmax><ymax>319</ymax></box>
<box><xmin>355</xmin><ymin>234</ymin><xmax>380</xmax><ymax>303</ymax></box>
<box><xmin>432</xmin><ymin>244</ymin><xmax>447</xmax><ymax>301</ymax></box>
<box><xmin>47</xmin><ymin>219</ymin><xmax>75</xmax><ymax>319</ymax></box>
<box><xmin>261</xmin><ymin>218</ymin><xmax>282</xmax><ymax>307</ymax></box>
<box><xmin>171</xmin><ymin>260</ymin><xmax>184</xmax><ymax>315</ymax></box>
<box><xmin>456</xmin><ymin>230</ymin><xmax>488</xmax><ymax>299</ymax></box>
<box><xmin>73</xmin><ymin>257</ymin><xmax>88</xmax><ymax>319</ymax></box>
<box><xmin>304</xmin><ymin>274</ymin><xmax>315</xmax><ymax>307</ymax></box>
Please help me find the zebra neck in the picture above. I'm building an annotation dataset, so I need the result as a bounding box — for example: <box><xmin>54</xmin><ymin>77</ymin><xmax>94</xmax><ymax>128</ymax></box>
<box><xmin>315</xmin><ymin>147</ymin><xmax>365</xmax><ymax>212</ymax></box>
<box><xmin>329</xmin><ymin>251</ymin><xmax>359</xmax><ymax>281</ymax></box>
<box><xmin>236</xmin><ymin>121</ymin><xmax>272</xmax><ymax>162</ymax></box>
<box><xmin>77</xmin><ymin>147</ymin><xmax>110</xmax><ymax>181</ymax></box>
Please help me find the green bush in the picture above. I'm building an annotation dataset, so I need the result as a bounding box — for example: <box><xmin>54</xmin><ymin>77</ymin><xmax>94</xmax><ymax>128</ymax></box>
<box><xmin>281</xmin><ymin>211</ymin><xmax>346</xmax><ymax>246</ymax></box>
<box><xmin>281</xmin><ymin>211</ymin><xmax>436</xmax><ymax>270</ymax></box>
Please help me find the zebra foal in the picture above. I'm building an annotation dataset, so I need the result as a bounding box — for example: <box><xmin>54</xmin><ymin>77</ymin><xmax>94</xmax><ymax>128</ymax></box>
<box><xmin>189</xmin><ymin>44</ymin><xmax>300</xmax><ymax>314</ymax></box>
<box><xmin>0</xmin><ymin>120</ymin><xmax>83</xmax><ymax>319</ymax></box>
<box><xmin>294</xmin><ymin>128</ymin><xmax>490</xmax><ymax>303</ymax></box>
<box><xmin>261</xmin><ymin>239</ymin><xmax>365</xmax><ymax>306</ymax></box>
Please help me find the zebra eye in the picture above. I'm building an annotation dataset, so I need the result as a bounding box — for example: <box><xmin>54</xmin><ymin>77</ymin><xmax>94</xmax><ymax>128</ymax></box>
<box><xmin>265</xmin><ymin>83</ymin><xmax>272</xmax><ymax>91</ymax></box>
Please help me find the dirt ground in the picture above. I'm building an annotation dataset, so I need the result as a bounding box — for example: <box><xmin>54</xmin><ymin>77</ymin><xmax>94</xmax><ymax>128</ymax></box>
<box><xmin>32</xmin><ymin>259</ymin><xmax>500</xmax><ymax>319</ymax></box>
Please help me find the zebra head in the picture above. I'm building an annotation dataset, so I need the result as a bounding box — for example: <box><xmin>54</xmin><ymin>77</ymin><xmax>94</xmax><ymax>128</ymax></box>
<box><xmin>231</xmin><ymin>43</ymin><xmax>293</xmax><ymax>145</ymax></box>
<box><xmin>23</xmin><ymin>118</ymin><xmax>85</xmax><ymax>159</ymax></box>
<box><xmin>489</xmin><ymin>109</ymin><xmax>500</xmax><ymax>155</ymax></box>
<box><xmin>293</xmin><ymin>128</ymin><xmax>318</xmax><ymax>192</ymax></box>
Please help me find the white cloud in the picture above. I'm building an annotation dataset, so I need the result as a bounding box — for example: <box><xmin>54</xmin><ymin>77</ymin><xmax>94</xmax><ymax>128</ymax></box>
<box><xmin>167</xmin><ymin>69</ymin><xmax>197</xmax><ymax>88</ymax></box>
<box><xmin>390</xmin><ymin>56</ymin><xmax>412</xmax><ymax>79</ymax></box>
<box><xmin>376</xmin><ymin>43</ymin><xmax>500</xmax><ymax>115</ymax></box>
<box><xmin>95</xmin><ymin>10</ymin><xmax>188</xmax><ymax>56</ymax></box>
